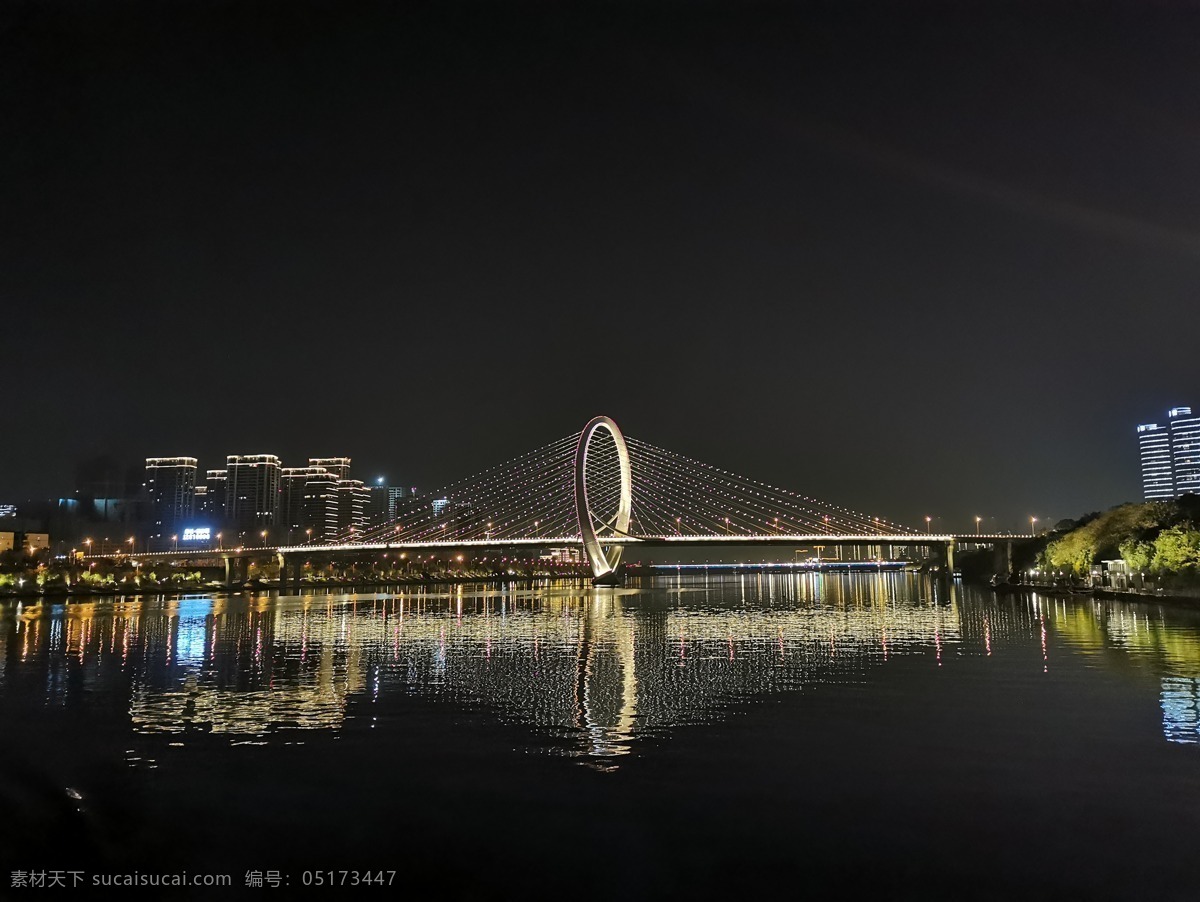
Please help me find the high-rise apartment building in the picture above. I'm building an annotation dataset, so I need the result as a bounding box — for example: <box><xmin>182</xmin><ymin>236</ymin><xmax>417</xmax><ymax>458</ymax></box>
<box><xmin>304</xmin><ymin>470</ymin><xmax>340</xmax><ymax>542</ymax></box>
<box><xmin>280</xmin><ymin>468</ymin><xmax>311</xmax><ymax>537</ymax></box>
<box><xmin>226</xmin><ymin>455</ymin><xmax>281</xmax><ymax>534</ymax></box>
<box><xmin>337</xmin><ymin>479</ymin><xmax>369</xmax><ymax>539</ymax></box>
<box><xmin>281</xmin><ymin>466</ymin><xmax>342</xmax><ymax>542</ymax></box>
<box><xmin>205</xmin><ymin>469</ymin><xmax>228</xmax><ymax>521</ymax></box>
<box><xmin>1137</xmin><ymin>424</ymin><xmax>1175</xmax><ymax>500</ymax></box>
<box><xmin>366</xmin><ymin>480</ymin><xmax>411</xmax><ymax>529</ymax></box>
<box><xmin>1137</xmin><ymin>406</ymin><xmax>1200</xmax><ymax>501</ymax></box>
<box><xmin>1169</xmin><ymin>406</ymin><xmax>1200</xmax><ymax>498</ymax></box>
<box><xmin>145</xmin><ymin>457</ymin><xmax>198</xmax><ymax>533</ymax></box>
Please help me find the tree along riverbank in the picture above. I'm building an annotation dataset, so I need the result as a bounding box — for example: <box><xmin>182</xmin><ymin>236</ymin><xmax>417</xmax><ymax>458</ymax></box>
<box><xmin>1038</xmin><ymin>496</ymin><xmax>1200</xmax><ymax>588</ymax></box>
<box><xmin>955</xmin><ymin>497</ymin><xmax>1200</xmax><ymax>603</ymax></box>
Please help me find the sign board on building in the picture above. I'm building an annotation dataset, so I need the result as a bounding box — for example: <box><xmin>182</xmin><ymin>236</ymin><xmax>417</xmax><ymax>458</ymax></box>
<box><xmin>0</xmin><ymin>532</ymin><xmax>14</xmax><ymax>553</ymax></box>
<box><xmin>181</xmin><ymin>527</ymin><xmax>211</xmax><ymax>542</ymax></box>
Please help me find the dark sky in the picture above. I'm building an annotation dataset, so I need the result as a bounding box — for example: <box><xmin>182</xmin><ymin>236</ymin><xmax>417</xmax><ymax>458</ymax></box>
<box><xmin>3</xmin><ymin>0</ymin><xmax>1198</xmax><ymax>532</ymax></box>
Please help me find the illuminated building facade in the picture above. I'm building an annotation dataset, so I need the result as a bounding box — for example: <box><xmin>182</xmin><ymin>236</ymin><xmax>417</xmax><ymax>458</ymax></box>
<box><xmin>1169</xmin><ymin>406</ymin><xmax>1200</xmax><ymax>498</ymax></box>
<box><xmin>145</xmin><ymin>457</ymin><xmax>198</xmax><ymax>534</ymax></box>
<box><xmin>203</xmin><ymin>469</ymin><xmax>227</xmax><ymax>521</ymax></box>
<box><xmin>310</xmin><ymin>457</ymin><xmax>351</xmax><ymax>480</ymax></box>
<box><xmin>226</xmin><ymin>454</ymin><xmax>281</xmax><ymax>533</ymax></box>
<box><xmin>304</xmin><ymin>471</ymin><xmax>340</xmax><ymax>543</ymax></box>
<box><xmin>281</xmin><ymin>468</ymin><xmax>315</xmax><ymax>539</ymax></box>
<box><xmin>337</xmin><ymin>479</ymin><xmax>368</xmax><ymax>540</ymax></box>
<box><xmin>281</xmin><ymin>466</ymin><xmax>343</xmax><ymax>543</ymax></box>
<box><xmin>1138</xmin><ymin>423</ymin><xmax>1175</xmax><ymax>500</ymax></box>
<box><xmin>1138</xmin><ymin>406</ymin><xmax>1200</xmax><ymax>501</ymax></box>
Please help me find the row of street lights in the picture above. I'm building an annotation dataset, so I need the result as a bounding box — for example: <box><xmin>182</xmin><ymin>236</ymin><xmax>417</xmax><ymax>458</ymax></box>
<box><xmin>80</xmin><ymin>529</ymin><xmax>279</xmax><ymax>556</ymax></box>
<box><xmin>922</xmin><ymin>516</ymin><xmax>1041</xmax><ymax>536</ymax></box>
<box><xmin>76</xmin><ymin>512</ymin><xmax>1046</xmax><ymax>560</ymax></box>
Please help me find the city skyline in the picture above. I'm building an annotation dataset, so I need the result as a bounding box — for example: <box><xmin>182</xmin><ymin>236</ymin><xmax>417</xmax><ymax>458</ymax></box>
<box><xmin>10</xmin><ymin>401</ymin><xmax>1200</xmax><ymax>541</ymax></box>
<box><xmin>5</xmin><ymin>2</ymin><xmax>1199</xmax><ymax>527</ymax></box>
<box><xmin>138</xmin><ymin>450</ymin><xmax>412</xmax><ymax>546</ymax></box>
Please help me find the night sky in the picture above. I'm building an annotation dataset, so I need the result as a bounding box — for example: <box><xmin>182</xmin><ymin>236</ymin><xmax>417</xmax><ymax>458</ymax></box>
<box><xmin>3</xmin><ymin>1</ymin><xmax>1198</xmax><ymax>532</ymax></box>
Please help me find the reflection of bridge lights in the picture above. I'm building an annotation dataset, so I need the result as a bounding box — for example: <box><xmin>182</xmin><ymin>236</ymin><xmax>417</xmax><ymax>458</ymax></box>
<box><xmin>35</xmin><ymin>576</ymin><xmax>1196</xmax><ymax>753</ymax></box>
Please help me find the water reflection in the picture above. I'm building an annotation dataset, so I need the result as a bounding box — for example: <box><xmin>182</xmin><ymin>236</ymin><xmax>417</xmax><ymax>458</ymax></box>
<box><xmin>3</xmin><ymin>574</ymin><xmax>1200</xmax><ymax>762</ymax></box>
<box><xmin>1162</xmin><ymin>678</ymin><xmax>1200</xmax><ymax>745</ymax></box>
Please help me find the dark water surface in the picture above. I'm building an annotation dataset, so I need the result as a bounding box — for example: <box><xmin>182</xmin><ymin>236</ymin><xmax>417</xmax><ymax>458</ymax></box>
<box><xmin>2</xmin><ymin>574</ymin><xmax>1199</xmax><ymax>899</ymax></box>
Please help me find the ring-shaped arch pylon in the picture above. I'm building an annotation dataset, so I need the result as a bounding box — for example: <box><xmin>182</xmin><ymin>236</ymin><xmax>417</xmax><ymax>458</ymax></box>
<box><xmin>574</xmin><ymin>416</ymin><xmax>632</xmax><ymax>583</ymax></box>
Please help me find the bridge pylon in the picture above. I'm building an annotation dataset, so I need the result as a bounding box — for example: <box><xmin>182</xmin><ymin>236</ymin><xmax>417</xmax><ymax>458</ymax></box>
<box><xmin>575</xmin><ymin>415</ymin><xmax>632</xmax><ymax>585</ymax></box>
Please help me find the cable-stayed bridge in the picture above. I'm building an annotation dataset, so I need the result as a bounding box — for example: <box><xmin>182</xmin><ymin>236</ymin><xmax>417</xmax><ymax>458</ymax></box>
<box><xmin>108</xmin><ymin>416</ymin><xmax>1029</xmax><ymax>583</ymax></box>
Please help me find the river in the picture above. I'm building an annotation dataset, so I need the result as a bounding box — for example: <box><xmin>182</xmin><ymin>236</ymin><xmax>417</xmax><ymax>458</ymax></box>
<box><xmin>2</xmin><ymin>573</ymin><xmax>1199</xmax><ymax>898</ymax></box>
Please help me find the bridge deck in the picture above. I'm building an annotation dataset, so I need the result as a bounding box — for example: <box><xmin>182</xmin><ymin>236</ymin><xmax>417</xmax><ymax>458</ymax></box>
<box><xmin>86</xmin><ymin>534</ymin><xmax>1031</xmax><ymax>562</ymax></box>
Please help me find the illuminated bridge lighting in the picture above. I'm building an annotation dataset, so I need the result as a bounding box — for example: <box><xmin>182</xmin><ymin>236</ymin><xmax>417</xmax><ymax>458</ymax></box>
<box><xmin>85</xmin><ymin>419</ymin><xmax>1032</xmax><ymax>578</ymax></box>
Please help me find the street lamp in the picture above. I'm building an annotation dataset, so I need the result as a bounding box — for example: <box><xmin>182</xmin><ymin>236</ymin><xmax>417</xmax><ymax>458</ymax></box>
<box><xmin>975</xmin><ymin>516</ymin><xmax>982</xmax><ymax>535</ymax></box>
<box><xmin>925</xmin><ymin>516</ymin><xmax>931</xmax><ymax>534</ymax></box>
<box><xmin>1030</xmin><ymin>516</ymin><xmax>1038</xmax><ymax>536</ymax></box>
<box><xmin>260</xmin><ymin>530</ymin><xmax>268</xmax><ymax>546</ymax></box>
<box><xmin>306</xmin><ymin>528</ymin><xmax>313</xmax><ymax>544</ymax></box>
<box><xmin>216</xmin><ymin>532</ymin><xmax>223</xmax><ymax>550</ymax></box>
<box><xmin>171</xmin><ymin>534</ymin><xmax>178</xmax><ymax>552</ymax></box>
<box><xmin>84</xmin><ymin>538</ymin><xmax>92</xmax><ymax>556</ymax></box>
<box><xmin>127</xmin><ymin>536</ymin><xmax>135</xmax><ymax>556</ymax></box>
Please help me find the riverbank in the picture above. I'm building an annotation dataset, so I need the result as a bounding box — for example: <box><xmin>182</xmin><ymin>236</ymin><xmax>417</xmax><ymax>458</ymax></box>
<box><xmin>0</xmin><ymin>572</ymin><xmax>595</xmax><ymax>603</ymax></box>
<box><xmin>985</xmin><ymin>578</ymin><xmax>1200</xmax><ymax>609</ymax></box>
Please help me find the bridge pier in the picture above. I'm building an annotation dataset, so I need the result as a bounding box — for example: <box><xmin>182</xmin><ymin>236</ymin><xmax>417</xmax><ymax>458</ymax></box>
<box><xmin>275</xmin><ymin>554</ymin><xmax>303</xmax><ymax>592</ymax></box>
<box><xmin>591</xmin><ymin>565</ymin><xmax>625</xmax><ymax>587</ymax></box>
<box><xmin>993</xmin><ymin>541</ymin><xmax>1013</xmax><ymax>578</ymax></box>
<box><xmin>223</xmin><ymin>555</ymin><xmax>247</xmax><ymax>586</ymax></box>
<box><xmin>931</xmin><ymin>539</ymin><xmax>956</xmax><ymax>574</ymax></box>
